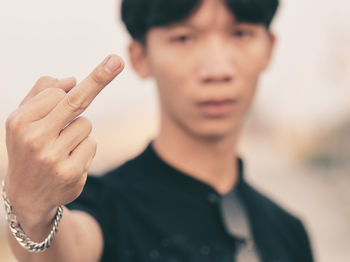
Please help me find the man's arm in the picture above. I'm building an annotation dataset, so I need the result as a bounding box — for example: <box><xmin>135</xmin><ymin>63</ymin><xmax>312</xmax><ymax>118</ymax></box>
<box><xmin>3</xmin><ymin>54</ymin><xmax>124</xmax><ymax>262</ymax></box>
<box><xmin>7</xmin><ymin>208</ymin><xmax>103</xmax><ymax>262</ymax></box>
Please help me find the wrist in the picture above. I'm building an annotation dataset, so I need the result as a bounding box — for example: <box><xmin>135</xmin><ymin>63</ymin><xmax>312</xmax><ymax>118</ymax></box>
<box><xmin>2</xmin><ymin>178</ymin><xmax>64</xmax><ymax>252</ymax></box>
<box><xmin>3</xmin><ymin>175</ymin><xmax>57</xmax><ymax>230</ymax></box>
<box><xmin>17</xmin><ymin>208</ymin><xmax>59</xmax><ymax>234</ymax></box>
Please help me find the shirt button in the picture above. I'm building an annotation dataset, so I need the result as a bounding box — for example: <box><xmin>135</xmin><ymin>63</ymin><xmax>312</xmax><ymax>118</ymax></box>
<box><xmin>207</xmin><ymin>193</ymin><xmax>218</xmax><ymax>203</ymax></box>
<box><xmin>149</xmin><ymin>249</ymin><xmax>160</xmax><ymax>259</ymax></box>
<box><xmin>200</xmin><ymin>245</ymin><xmax>211</xmax><ymax>255</ymax></box>
<box><xmin>161</xmin><ymin>237</ymin><xmax>171</xmax><ymax>247</ymax></box>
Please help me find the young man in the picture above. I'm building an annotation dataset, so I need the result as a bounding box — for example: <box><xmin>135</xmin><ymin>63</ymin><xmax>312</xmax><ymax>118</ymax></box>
<box><xmin>2</xmin><ymin>0</ymin><xmax>314</xmax><ymax>261</ymax></box>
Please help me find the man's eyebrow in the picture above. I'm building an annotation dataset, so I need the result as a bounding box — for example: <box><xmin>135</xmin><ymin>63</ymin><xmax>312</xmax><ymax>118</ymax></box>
<box><xmin>167</xmin><ymin>22</ymin><xmax>203</xmax><ymax>31</ymax></box>
<box><xmin>166</xmin><ymin>20</ymin><xmax>255</xmax><ymax>32</ymax></box>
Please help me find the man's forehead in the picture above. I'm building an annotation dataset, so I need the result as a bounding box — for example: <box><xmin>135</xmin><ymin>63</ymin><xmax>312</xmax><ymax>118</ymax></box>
<box><xmin>171</xmin><ymin>0</ymin><xmax>237</xmax><ymax>31</ymax></box>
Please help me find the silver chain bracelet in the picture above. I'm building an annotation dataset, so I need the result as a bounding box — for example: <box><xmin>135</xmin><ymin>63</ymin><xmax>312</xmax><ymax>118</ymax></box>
<box><xmin>1</xmin><ymin>179</ymin><xmax>63</xmax><ymax>253</ymax></box>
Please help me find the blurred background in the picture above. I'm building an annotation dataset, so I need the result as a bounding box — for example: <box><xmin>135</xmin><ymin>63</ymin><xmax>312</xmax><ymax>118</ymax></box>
<box><xmin>0</xmin><ymin>0</ymin><xmax>349</xmax><ymax>261</ymax></box>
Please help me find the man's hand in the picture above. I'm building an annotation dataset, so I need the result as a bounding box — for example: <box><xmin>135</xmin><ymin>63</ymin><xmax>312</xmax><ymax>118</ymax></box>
<box><xmin>4</xmin><ymin>55</ymin><xmax>124</xmax><ymax>229</ymax></box>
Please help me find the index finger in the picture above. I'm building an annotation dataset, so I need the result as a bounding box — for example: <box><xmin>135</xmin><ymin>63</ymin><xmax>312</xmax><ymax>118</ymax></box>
<box><xmin>19</xmin><ymin>76</ymin><xmax>76</xmax><ymax>106</ymax></box>
<box><xmin>45</xmin><ymin>54</ymin><xmax>124</xmax><ymax>132</ymax></box>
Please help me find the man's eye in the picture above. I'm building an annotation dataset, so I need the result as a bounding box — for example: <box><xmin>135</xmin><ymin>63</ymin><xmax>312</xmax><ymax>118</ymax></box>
<box><xmin>233</xmin><ymin>29</ymin><xmax>253</xmax><ymax>38</ymax></box>
<box><xmin>171</xmin><ymin>35</ymin><xmax>194</xmax><ymax>43</ymax></box>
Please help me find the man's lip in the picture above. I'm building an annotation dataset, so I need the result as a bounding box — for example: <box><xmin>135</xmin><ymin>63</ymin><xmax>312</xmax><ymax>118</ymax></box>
<box><xmin>196</xmin><ymin>98</ymin><xmax>237</xmax><ymax>117</ymax></box>
<box><xmin>197</xmin><ymin>98</ymin><xmax>237</xmax><ymax>105</ymax></box>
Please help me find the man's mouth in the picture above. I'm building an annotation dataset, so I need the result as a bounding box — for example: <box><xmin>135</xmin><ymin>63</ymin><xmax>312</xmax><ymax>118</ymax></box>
<box><xmin>197</xmin><ymin>99</ymin><xmax>237</xmax><ymax>117</ymax></box>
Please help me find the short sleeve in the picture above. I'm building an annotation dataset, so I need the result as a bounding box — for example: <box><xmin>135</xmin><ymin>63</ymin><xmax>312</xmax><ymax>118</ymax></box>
<box><xmin>294</xmin><ymin>219</ymin><xmax>315</xmax><ymax>262</ymax></box>
<box><xmin>66</xmin><ymin>175</ymin><xmax>111</xmax><ymax>250</ymax></box>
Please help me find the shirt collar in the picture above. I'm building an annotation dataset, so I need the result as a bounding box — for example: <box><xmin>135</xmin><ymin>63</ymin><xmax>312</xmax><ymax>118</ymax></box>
<box><xmin>138</xmin><ymin>140</ymin><xmax>246</xmax><ymax>199</ymax></box>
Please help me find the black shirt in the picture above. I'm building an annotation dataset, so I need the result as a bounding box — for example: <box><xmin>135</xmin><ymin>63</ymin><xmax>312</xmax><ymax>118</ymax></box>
<box><xmin>67</xmin><ymin>141</ymin><xmax>314</xmax><ymax>262</ymax></box>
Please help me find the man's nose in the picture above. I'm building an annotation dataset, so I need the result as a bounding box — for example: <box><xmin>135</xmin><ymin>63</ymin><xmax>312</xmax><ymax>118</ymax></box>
<box><xmin>196</xmin><ymin>40</ymin><xmax>237</xmax><ymax>85</ymax></box>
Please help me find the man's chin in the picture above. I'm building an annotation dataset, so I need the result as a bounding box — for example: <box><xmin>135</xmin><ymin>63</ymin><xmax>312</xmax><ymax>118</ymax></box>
<box><xmin>191</xmin><ymin>126</ymin><xmax>240</xmax><ymax>142</ymax></box>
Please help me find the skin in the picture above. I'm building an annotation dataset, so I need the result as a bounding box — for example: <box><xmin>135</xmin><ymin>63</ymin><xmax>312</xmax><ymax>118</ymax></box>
<box><xmin>5</xmin><ymin>56</ymin><xmax>124</xmax><ymax>262</ymax></box>
<box><xmin>130</xmin><ymin>0</ymin><xmax>275</xmax><ymax>193</ymax></box>
<box><xmin>4</xmin><ymin>0</ymin><xmax>274</xmax><ymax>261</ymax></box>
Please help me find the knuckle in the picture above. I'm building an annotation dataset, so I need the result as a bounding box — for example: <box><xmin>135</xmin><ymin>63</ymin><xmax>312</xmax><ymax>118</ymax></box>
<box><xmin>35</xmin><ymin>76</ymin><xmax>56</xmax><ymax>87</ymax></box>
<box><xmin>59</xmin><ymin>164</ymin><xmax>83</xmax><ymax>181</ymax></box>
<box><xmin>38</xmin><ymin>151</ymin><xmax>59</xmax><ymax>166</ymax></box>
<box><xmin>38</xmin><ymin>88</ymin><xmax>66</xmax><ymax>110</ymax></box>
<box><xmin>45</xmin><ymin>87</ymin><xmax>66</xmax><ymax>99</ymax></box>
<box><xmin>79</xmin><ymin>117</ymin><xmax>93</xmax><ymax>132</ymax></box>
<box><xmin>87</xmin><ymin>136</ymin><xmax>97</xmax><ymax>151</ymax></box>
<box><xmin>91</xmin><ymin>70</ymin><xmax>107</xmax><ymax>85</ymax></box>
<box><xmin>54</xmin><ymin>163</ymin><xmax>68</xmax><ymax>178</ymax></box>
<box><xmin>64</xmin><ymin>93</ymin><xmax>85</xmax><ymax>113</ymax></box>
<box><xmin>24</xmin><ymin>137</ymin><xmax>41</xmax><ymax>152</ymax></box>
<box><xmin>22</xmin><ymin>128</ymin><xmax>46</xmax><ymax>151</ymax></box>
<box><xmin>5</xmin><ymin>112</ymin><xmax>22</xmax><ymax>132</ymax></box>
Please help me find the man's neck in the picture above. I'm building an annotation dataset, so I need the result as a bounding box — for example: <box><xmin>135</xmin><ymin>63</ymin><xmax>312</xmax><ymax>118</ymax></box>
<box><xmin>152</xmin><ymin>119</ymin><xmax>241</xmax><ymax>195</ymax></box>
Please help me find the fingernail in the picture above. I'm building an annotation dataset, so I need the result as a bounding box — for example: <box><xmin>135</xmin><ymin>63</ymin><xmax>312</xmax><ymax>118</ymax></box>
<box><xmin>103</xmin><ymin>55</ymin><xmax>122</xmax><ymax>73</ymax></box>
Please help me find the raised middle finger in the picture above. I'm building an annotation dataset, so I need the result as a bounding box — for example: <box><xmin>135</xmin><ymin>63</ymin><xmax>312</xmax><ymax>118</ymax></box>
<box><xmin>43</xmin><ymin>54</ymin><xmax>124</xmax><ymax>134</ymax></box>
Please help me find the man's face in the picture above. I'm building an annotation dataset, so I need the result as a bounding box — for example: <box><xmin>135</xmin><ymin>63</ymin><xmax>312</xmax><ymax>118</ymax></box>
<box><xmin>132</xmin><ymin>0</ymin><xmax>274</xmax><ymax>140</ymax></box>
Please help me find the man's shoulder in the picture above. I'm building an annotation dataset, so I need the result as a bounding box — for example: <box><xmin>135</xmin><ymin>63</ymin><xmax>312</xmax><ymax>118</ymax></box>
<box><xmin>240</xmin><ymin>181</ymin><xmax>305</xmax><ymax>229</ymax></box>
<box><xmin>87</xmin><ymin>150</ymin><xmax>147</xmax><ymax>189</ymax></box>
<box><xmin>69</xmin><ymin>151</ymin><xmax>146</xmax><ymax>212</ymax></box>
<box><xmin>241</xmin><ymin>181</ymin><xmax>312</xmax><ymax>245</ymax></box>
<box><xmin>240</xmin><ymin>182</ymin><xmax>314</xmax><ymax>260</ymax></box>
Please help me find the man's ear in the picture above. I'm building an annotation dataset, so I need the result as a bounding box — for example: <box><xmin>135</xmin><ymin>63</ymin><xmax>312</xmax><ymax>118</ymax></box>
<box><xmin>128</xmin><ymin>40</ymin><xmax>151</xmax><ymax>78</ymax></box>
<box><xmin>262</xmin><ymin>32</ymin><xmax>276</xmax><ymax>71</ymax></box>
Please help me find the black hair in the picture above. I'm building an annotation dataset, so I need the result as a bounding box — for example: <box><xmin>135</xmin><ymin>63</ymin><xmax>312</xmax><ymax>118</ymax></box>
<box><xmin>121</xmin><ymin>0</ymin><xmax>279</xmax><ymax>44</ymax></box>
